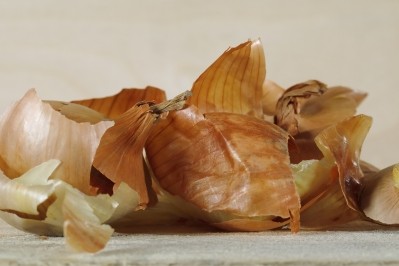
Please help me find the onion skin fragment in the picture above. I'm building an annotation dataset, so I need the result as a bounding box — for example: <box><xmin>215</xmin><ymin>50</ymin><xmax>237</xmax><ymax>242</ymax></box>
<box><xmin>292</xmin><ymin>115</ymin><xmax>374</xmax><ymax>229</ymax></box>
<box><xmin>45</xmin><ymin>100</ymin><xmax>109</xmax><ymax>124</ymax></box>
<box><xmin>63</xmin><ymin>191</ymin><xmax>114</xmax><ymax>253</ymax></box>
<box><xmin>188</xmin><ymin>40</ymin><xmax>265</xmax><ymax>119</ymax></box>
<box><xmin>292</xmin><ymin>158</ymin><xmax>361</xmax><ymax>229</ymax></box>
<box><xmin>91</xmin><ymin>103</ymin><xmax>155</xmax><ymax>208</ymax></box>
<box><xmin>145</xmin><ymin>105</ymin><xmax>300</xmax><ymax>232</ymax></box>
<box><xmin>314</xmin><ymin>115</ymin><xmax>372</xmax><ymax>211</ymax></box>
<box><xmin>275</xmin><ymin>80</ymin><xmax>366</xmax><ymax>137</ymax></box>
<box><xmin>0</xmin><ymin>160</ymin><xmax>121</xmax><ymax>253</ymax></box>
<box><xmin>72</xmin><ymin>86</ymin><xmax>166</xmax><ymax>120</ymax></box>
<box><xmin>91</xmin><ymin>91</ymin><xmax>192</xmax><ymax>209</ymax></box>
<box><xmin>360</xmin><ymin>164</ymin><xmax>399</xmax><ymax>225</ymax></box>
<box><xmin>275</xmin><ymin>81</ymin><xmax>367</xmax><ymax>163</ymax></box>
<box><xmin>275</xmin><ymin>80</ymin><xmax>328</xmax><ymax>136</ymax></box>
<box><xmin>262</xmin><ymin>79</ymin><xmax>285</xmax><ymax>122</ymax></box>
<box><xmin>0</xmin><ymin>160</ymin><xmax>62</xmax><ymax>235</ymax></box>
<box><xmin>0</xmin><ymin>89</ymin><xmax>113</xmax><ymax>195</ymax></box>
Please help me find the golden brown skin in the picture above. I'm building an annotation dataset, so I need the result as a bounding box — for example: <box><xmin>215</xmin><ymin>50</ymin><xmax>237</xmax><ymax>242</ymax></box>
<box><xmin>145</xmin><ymin>105</ymin><xmax>300</xmax><ymax>231</ymax></box>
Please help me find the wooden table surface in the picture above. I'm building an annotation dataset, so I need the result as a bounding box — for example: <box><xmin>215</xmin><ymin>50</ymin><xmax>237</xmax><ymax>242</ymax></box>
<box><xmin>1</xmin><ymin>219</ymin><xmax>399</xmax><ymax>265</ymax></box>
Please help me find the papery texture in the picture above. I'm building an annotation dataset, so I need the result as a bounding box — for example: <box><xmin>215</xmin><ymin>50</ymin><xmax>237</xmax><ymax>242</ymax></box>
<box><xmin>188</xmin><ymin>40</ymin><xmax>265</xmax><ymax>118</ymax></box>
<box><xmin>145</xmin><ymin>105</ymin><xmax>300</xmax><ymax>231</ymax></box>
<box><xmin>315</xmin><ymin>115</ymin><xmax>372</xmax><ymax>211</ymax></box>
<box><xmin>262</xmin><ymin>79</ymin><xmax>285</xmax><ymax>121</ymax></box>
<box><xmin>63</xmin><ymin>191</ymin><xmax>114</xmax><ymax>253</ymax></box>
<box><xmin>275</xmin><ymin>81</ymin><xmax>366</xmax><ymax>163</ymax></box>
<box><xmin>292</xmin><ymin>116</ymin><xmax>372</xmax><ymax>228</ymax></box>
<box><xmin>91</xmin><ymin>104</ymin><xmax>155</xmax><ymax>208</ymax></box>
<box><xmin>0</xmin><ymin>160</ymin><xmax>120</xmax><ymax>253</ymax></box>
<box><xmin>275</xmin><ymin>80</ymin><xmax>366</xmax><ymax>137</ymax></box>
<box><xmin>72</xmin><ymin>86</ymin><xmax>166</xmax><ymax>120</ymax></box>
<box><xmin>0</xmin><ymin>89</ymin><xmax>113</xmax><ymax>195</ymax></box>
<box><xmin>360</xmin><ymin>164</ymin><xmax>399</xmax><ymax>225</ymax></box>
<box><xmin>91</xmin><ymin>91</ymin><xmax>192</xmax><ymax>209</ymax></box>
<box><xmin>46</xmin><ymin>101</ymin><xmax>109</xmax><ymax>124</ymax></box>
<box><xmin>294</xmin><ymin>160</ymin><xmax>360</xmax><ymax>229</ymax></box>
<box><xmin>0</xmin><ymin>160</ymin><xmax>61</xmax><ymax>233</ymax></box>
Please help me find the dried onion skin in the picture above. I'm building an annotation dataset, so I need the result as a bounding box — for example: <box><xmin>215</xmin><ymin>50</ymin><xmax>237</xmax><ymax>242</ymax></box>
<box><xmin>188</xmin><ymin>40</ymin><xmax>265</xmax><ymax>119</ymax></box>
<box><xmin>72</xmin><ymin>86</ymin><xmax>166</xmax><ymax>120</ymax></box>
<box><xmin>0</xmin><ymin>89</ymin><xmax>113</xmax><ymax>195</ymax></box>
<box><xmin>145</xmin><ymin>105</ymin><xmax>300</xmax><ymax>231</ymax></box>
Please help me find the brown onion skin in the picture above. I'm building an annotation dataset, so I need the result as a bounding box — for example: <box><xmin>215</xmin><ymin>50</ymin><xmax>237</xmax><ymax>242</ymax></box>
<box><xmin>145</xmin><ymin>105</ymin><xmax>300</xmax><ymax>231</ymax></box>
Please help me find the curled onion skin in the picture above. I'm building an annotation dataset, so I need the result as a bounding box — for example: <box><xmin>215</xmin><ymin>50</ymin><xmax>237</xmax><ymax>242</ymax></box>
<box><xmin>315</xmin><ymin>115</ymin><xmax>372</xmax><ymax>211</ymax></box>
<box><xmin>188</xmin><ymin>40</ymin><xmax>265</xmax><ymax>119</ymax></box>
<box><xmin>0</xmin><ymin>160</ymin><xmax>120</xmax><ymax>253</ymax></box>
<box><xmin>0</xmin><ymin>89</ymin><xmax>113</xmax><ymax>195</ymax></box>
<box><xmin>145</xmin><ymin>105</ymin><xmax>300</xmax><ymax>231</ymax></box>
<box><xmin>360</xmin><ymin>164</ymin><xmax>399</xmax><ymax>225</ymax></box>
<box><xmin>275</xmin><ymin>81</ymin><xmax>366</xmax><ymax>137</ymax></box>
<box><xmin>90</xmin><ymin>91</ymin><xmax>192</xmax><ymax>209</ymax></box>
<box><xmin>91</xmin><ymin>103</ymin><xmax>155</xmax><ymax>208</ymax></box>
<box><xmin>275</xmin><ymin>81</ymin><xmax>367</xmax><ymax>164</ymax></box>
<box><xmin>72</xmin><ymin>86</ymin><xmax>166</xmax><ymax>120</ymax></box>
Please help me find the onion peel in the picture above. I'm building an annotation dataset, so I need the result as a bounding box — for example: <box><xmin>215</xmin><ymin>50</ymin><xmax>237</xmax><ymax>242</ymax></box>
<box><xmin>72</xmin><ymin>86</ymin><xmax>166</xmax><ymax>120</ymax></box>
<box><xmin>145</xmin><ymin>105</ymin><xmax>300</xmax><ymax>232</ymax></box>
<box><xmin>0</xmin><ymin>89</ymin><xmax>113</xmax><ymax>195</ymax></box>
<box><xmin>91</xmin><ymin>91</ymin><xmax>192</xmax><ymax>209</ymax></box>
<box><xmin>188</xmin><ymin>40</ymin><xmax>265</xmax><ymax>118</ymax></box>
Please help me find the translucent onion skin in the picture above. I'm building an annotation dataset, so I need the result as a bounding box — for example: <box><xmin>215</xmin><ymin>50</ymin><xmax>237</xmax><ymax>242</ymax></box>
<box><xmin>72</xmin><ymin>86</ymin><xmax>166</xmax><ymax>120</ymax></box>
<box><xmin>315</xmin><ymin>115</ymin><xmax>372</xmax><ymax>211</ymax></box>
<box><xmin>360</xmin><ymin>164</ymin><xmax>399</xmax><ymax>225</ymax></box>
<box><xmin>0</xmin><ymin>89</ymin><xmax>113</xmax><ymax>195</ymax></box>
<box><xmin>275</xmin><ymin>80</ymin><xmax>367</xmax><ymax>137</ymax></box>
<box><xmin>291</xmin><ymin>115</ymin><xmax>374</xmax><ymax>229</ymax></box>
<box><xmin>145</xmin><ymin>105</ymin><xmax>300</xmax><ymax>232</ymax></box>
<box><xmin>188</xmin><ymin>40</ymin><xmax>265</xmax><ymax>119</ymax></box>
<box><xmin>91</xmin><ymin>103</ymin><xmax>156</xmax><ymax>209</ymax></box>
<box><xmin>275</xmin><ymin>81</ymin><xmax>367</xmax><ymax>164</ymax></box>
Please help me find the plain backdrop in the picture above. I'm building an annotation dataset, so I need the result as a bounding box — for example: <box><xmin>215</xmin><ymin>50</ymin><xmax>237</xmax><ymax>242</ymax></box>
<box><xmin>0</xmin><ymin>0</ymin><xmax>398</xmax><ymax>168</ymax></box>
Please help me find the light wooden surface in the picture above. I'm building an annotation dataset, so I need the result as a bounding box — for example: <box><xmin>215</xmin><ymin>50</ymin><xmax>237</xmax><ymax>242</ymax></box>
<box><xmin>0</xmin><ymin>1</ymin><xmax>399</xmax><ymax>264</ymax></box>
<box><xmin>1</xmin><ymin>219</ymin><xmax>399</xmax><ymax>265</ymax></box>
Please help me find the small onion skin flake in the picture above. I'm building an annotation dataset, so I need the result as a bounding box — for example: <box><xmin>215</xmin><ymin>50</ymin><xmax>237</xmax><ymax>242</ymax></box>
<box><xmin>72</xmin><ymin>86</ymin><xmax>166</xmax><ymax>120</ymax></box>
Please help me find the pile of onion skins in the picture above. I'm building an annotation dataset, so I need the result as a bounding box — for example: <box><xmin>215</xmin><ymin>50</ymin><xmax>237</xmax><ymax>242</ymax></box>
<box><xmin>0</xmin><ymin>40</ymin><xmax>398</xmax><ymax>253</ymax></box>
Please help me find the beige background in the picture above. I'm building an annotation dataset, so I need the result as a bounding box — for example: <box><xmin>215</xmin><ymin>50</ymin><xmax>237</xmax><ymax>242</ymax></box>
<box><xmin>0</xmin><ymin>0</ymin><xmax>398</xmax><ymax>168</ymax></box>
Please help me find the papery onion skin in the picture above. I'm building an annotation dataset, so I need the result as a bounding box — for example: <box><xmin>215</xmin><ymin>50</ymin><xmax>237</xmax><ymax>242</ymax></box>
<box><xmin>275</xmin><ymin>80</ymin><xmax>328</xmax><ymax>136</ymax></box>
<box><xmin>360</xmin><ymin>164</ymin><xmax>399</xmax><ymax>225</ymax></box>
<box><xmin>145</xmin><ymin>105</ymin><xmax>300</xmax><ymax>231</ymax></box>
<box><xmin>275</xmin><ymin>81</ymin><xmax>367</xmax><ymax>163</ymax></box>
<box><xmin>72</xmin><ymin>86</ymin><xmax>166</xmax><ymax>120</ymax></box>
<box><xmin>91</xmin><ymin>103</ymin><xmax>155</xmax><ymax>208</ymax></box>
<box><xmin>45</xmin><ymin>100</ymin><xmax>109</xmax><ymax>124</ymax></box>
<box><xmin>0</xmin><ymin>159</ymin><xmax>119</xmax><ymax>254</ymax></box>
<box><xmin>91</xmin><ymin>91</ymin><xmax>191</xmax><ymax>209</ymax></box>
<box><xmin>0</xmin><ymin>89</ymin><xmax>113</xmax><ymax>195</ymax></box>
<box><xmin>314</xmin><ymin>115</ymin><xmax>372</xmax><ymax>211</ymax></box>
<box><xmin>292</xmin><ymin>115</ymin><xmax>374</xmax><ymax>229</ymax></box>
<box><xmin>262</xmin><ymin>79</ymin><xmax>285</xmax><ymax>122</ymax></box>
<box><xmin>188</xmin><ymin>40</ymin><xmax>265</xmax><ymax>119</ymax></box>
<box><xmin>63</xmin><ymin>192</ymin><xmax>114</xmax><ymax>253</ymax></box>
